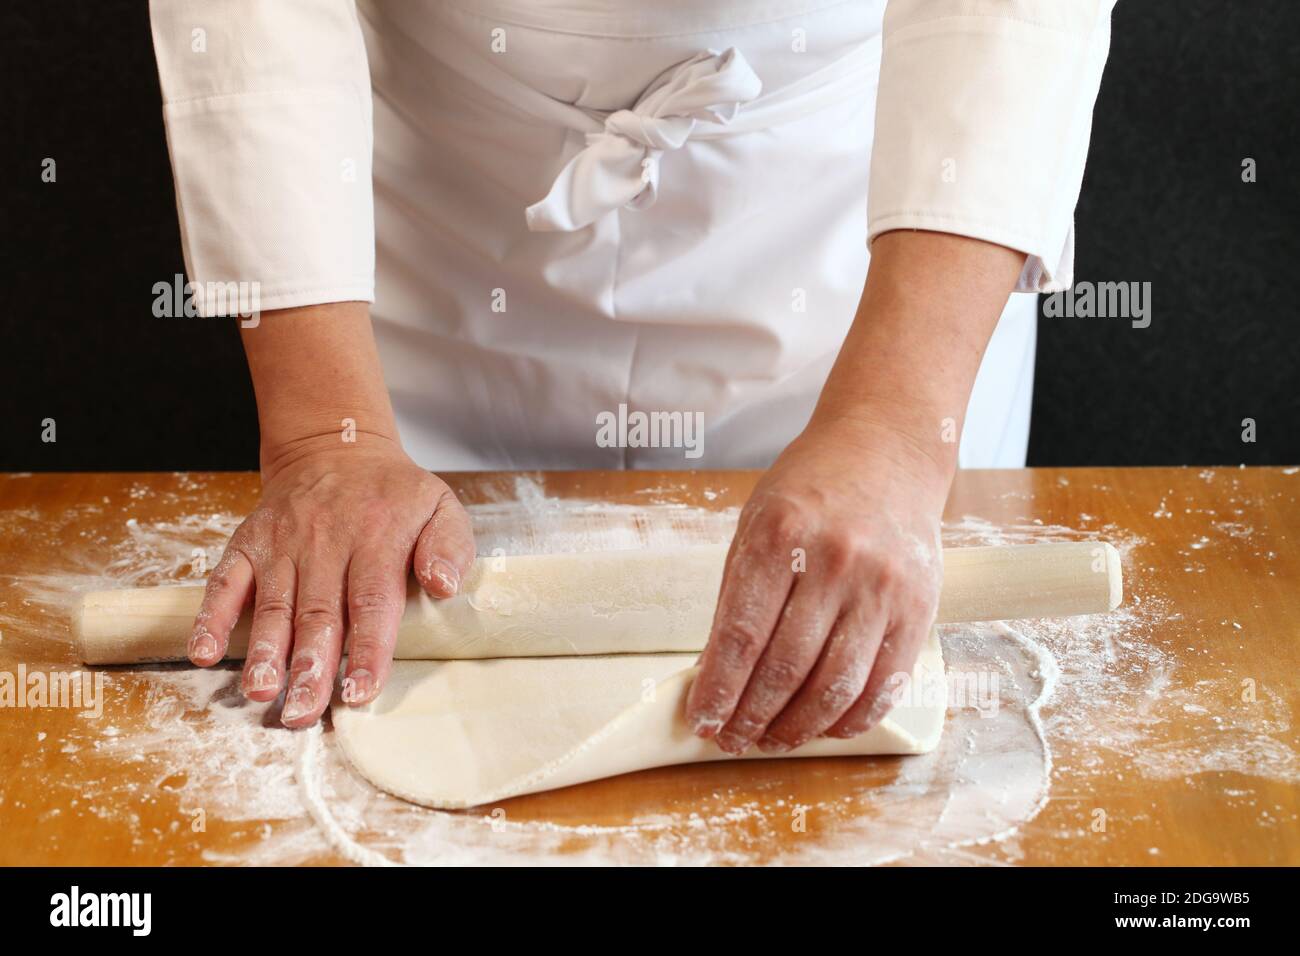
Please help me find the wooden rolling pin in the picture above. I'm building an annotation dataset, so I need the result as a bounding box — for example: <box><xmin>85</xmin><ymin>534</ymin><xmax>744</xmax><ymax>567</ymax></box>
<box><xmin>78</xmin><ymin>542</ymin><xmax>1122</xmax><ymax>665</ymax></box>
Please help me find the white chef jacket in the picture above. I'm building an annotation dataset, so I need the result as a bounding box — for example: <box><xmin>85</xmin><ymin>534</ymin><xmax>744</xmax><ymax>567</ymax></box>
<box><xmin>149</xmin><ymin>0</ymin><xmax>1114</xmax><ymax>470</ymax></box>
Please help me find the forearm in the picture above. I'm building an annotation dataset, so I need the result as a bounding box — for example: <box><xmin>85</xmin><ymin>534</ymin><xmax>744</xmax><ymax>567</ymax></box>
<box><xmin>810</xmin><ymin>230</ymin><xmax>1027</xmax><ymax>484</ymax></box>
<box><xmin>240</xmin><ymin>301</ymin><xmax>398</xmax><ymax>476</ymax></box>
<box><xmin>195</xmin><ymin>300</ymin><xmax>473</xmax><ymax>726</ymax></box>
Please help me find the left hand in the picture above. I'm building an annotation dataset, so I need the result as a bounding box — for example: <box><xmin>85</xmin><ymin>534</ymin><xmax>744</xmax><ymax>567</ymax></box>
<box><xmin>685</xmin><ymin>417</ymin><xmax>949</xmax><ymax>754</ymax></box>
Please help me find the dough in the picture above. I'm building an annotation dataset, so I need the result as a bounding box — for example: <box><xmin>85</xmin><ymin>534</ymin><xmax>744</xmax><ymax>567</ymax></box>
<box><xmin>79</xmin><ymin>536</ymin><xmax>1128</xmax><ymax>806</ymax></box>
<box><xmin>394</xmin><ymin>540</ymin><xmax>1120</xmax><ymax>659</ymax></box>
<box><xmin>393</xmin><ymin>545</ymin><xmax>727</xmax><ymax>659</ymax></box>
<box><xmin>332</xmin><ymin>631</ymin><xmax>947</xmax><ymax>809</ymax></box>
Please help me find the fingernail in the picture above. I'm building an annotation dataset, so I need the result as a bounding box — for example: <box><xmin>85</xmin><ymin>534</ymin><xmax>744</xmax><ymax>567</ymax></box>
<box><xmin>691</xmin><ymin>716</ymin><xmax>724</xmax><ymax>739</ymax></box>
<box><xmin>281</xmin><ymin>684</ymin><xmax>316</xmax><ymax>723</ymax></box>
<box><xmin>341</xmin><ymin>669</ymin><xmax>373</xmax><ymax>705</ymax></box>
<box><xmin>715</xmin><ymin>733</ymin><xmax>749</xmax><ymax>756</ymax></box>
<box><xmin>758</xmin><ymin>736</ymin><xmax>792</xmax><ymax>754</ymax></box>
<box><xmin>431</xmin><ymin>560</ymin><xmax>460</xmax><ymax>596</ymax></box>
<box><xmin>243</xmin><ymin>661</ymin><xmax>279</xmax><ymax>696</ymax></box>
<box><xmin>189</xmin><ymin>631</ymin><xmax>217</xmax><ymax>663</ymax></box>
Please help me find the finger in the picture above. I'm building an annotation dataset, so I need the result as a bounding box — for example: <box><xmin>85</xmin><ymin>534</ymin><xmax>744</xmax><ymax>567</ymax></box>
<box><xmin>760</xmin><ymin>604</ymin><xmax>882</xmax><ymax>751</ymax></box>
<box><xmin>685</xmin><ymin>500</ymin><xmax>801</xmax><ymax>739</ymax></box>
<box><xmin>281</xmin><ymin>555</ymin><xmax>349</xmax><ymax>727</ymax></box>
<box><xmin>825</xmin><ymin>619</ymin><xmax>928</xmax><ymax>739</ymax></box>
<box><xmin>189</xmin><ymin>549</ymin><xmax>254</xmax><ymax>666</ymax></box>
<box><xmin>241</xmin><ymin>555</ymin><xmax>297</xmax><ymax>702</ymax></box>
<box><xmin>340</xmin><ymin>542</ymin><xmax>408</xmax><ymax>707</ymax></box>
<box><xmin>412</xmin><ymin>487</ymin><xmax>476</xmax><ymax>598</ymax></box>
<box><xmin>713</xmin><ymin>577</ymin><xmax>838</xmax><ymax>755</ymax></box>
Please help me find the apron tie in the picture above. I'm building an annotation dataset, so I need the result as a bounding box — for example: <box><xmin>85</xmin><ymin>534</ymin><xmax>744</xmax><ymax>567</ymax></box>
<box><xmin>525</xmin><ymin>48</ymin><xmax>762</xmax><ymax>232</ymax></box>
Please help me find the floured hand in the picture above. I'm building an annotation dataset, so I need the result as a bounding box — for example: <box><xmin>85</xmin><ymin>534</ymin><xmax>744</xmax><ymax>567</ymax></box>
<box><xmin>685</xmin><ymin>419</ymin><xmax>947</xmax><ymax>754</ymax></box>
<box><xmin>187</xmin><ymin>433</ymin><xmax>475</xmax><ymax>727</ymax></box>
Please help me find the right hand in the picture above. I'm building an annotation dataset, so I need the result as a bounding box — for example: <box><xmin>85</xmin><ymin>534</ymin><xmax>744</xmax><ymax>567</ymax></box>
<box><xmin>187</xmin><ymin>433</ymin><xmax>475</xmax><ymax>727</ymax></box>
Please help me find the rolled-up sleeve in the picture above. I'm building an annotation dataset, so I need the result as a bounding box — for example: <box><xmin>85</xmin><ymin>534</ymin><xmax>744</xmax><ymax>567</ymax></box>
<box><xmin>150</xmin><ymin>0</ymin><xmax>374</xmax><ymax>315</ymax></box>
<box><xmin>867</xmin><ymin>0</ymin><xmax>1116</xmax><ymax>292</ymax></box>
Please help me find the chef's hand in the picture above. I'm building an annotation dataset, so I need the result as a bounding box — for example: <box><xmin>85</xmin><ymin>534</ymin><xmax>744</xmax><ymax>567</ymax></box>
<box><xmin>683</xmin><ymin>230</ymin><xmax>1026</xmax><ymax>752</ymax></box>
<box><xmin>188</xmin><ymin>433</ymin><xmax>475</xmax><ymax>727</ymax></box>
<box><xmin>685</xmin><ymin>417</ymin><xmax>948</xmax><ymax>754</ymax></box>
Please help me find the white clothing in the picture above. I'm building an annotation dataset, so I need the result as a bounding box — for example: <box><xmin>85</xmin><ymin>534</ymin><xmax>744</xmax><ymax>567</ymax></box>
<box><xmin>149</xmin><ymin>0</ymin><xmax>1114</xmax><ymax>469</ymax></box>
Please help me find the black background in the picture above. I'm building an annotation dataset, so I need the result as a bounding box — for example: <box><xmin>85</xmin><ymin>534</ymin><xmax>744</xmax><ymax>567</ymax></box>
<box><xmin>2</xmin><ymin>0</ymin><xmax>1297</xmax><ymax>472</ymax></box>
<box><xmin>0</xmin><ymin>866</ymin><xmax>1282</xmax><ymax>935</ymax></box>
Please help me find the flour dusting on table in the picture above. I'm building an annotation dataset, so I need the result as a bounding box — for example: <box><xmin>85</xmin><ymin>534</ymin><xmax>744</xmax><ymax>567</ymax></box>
<box><xmin>3</xmin><ymin>472</ymin><xmax>1295</xmax><ymax>865</ymax></box>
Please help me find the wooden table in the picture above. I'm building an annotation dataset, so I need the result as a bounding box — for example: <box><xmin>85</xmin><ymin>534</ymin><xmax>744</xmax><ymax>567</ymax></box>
<box><xmin>1</xmin><ymin>468</ymin><xmax>1296</xmax><ymax>866</ymax></box>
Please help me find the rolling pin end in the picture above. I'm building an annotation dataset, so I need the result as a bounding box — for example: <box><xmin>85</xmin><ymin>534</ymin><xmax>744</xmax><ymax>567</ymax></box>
<box><xmin>1103</xmin><ymin>542</ymin><xmax>1124</xmax><ymax>611</ymax></box>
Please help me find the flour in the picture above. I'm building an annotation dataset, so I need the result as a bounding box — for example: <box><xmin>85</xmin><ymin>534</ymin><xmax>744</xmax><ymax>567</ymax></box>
<box><xmin>4</xmin><ymin>473</ymin><xmax>1296</xmax><ymax>865</ymax></box>
<box><xmin>298</xmin><ymin>723</ymin><xmax>396</xmax><ymax>867</ymax></box>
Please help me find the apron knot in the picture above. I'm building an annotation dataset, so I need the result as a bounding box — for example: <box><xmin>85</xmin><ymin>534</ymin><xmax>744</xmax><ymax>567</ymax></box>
<box><xmin>525</xmin><ymin>48</ymin><xmax>762</xmax><ymax>232</ymax></box>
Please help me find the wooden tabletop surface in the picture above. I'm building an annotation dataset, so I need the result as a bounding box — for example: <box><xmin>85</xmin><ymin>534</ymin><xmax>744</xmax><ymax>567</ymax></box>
<box><xmin>1</xmin><ymin>467</ymin><xmax>1296</xmax><ymax>866</ymax></box>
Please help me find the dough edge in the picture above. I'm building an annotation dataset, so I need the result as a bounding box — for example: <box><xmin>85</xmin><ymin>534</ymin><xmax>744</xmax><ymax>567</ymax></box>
<box><xmin>332</xmin><ymin>632</ymin><xmax>947</xmax><ymax>810</ymax></box>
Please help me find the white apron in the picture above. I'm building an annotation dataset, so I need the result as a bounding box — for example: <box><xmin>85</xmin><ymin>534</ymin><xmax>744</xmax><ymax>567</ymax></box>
<box><xmin>357</xmin><ymin>0</ymin><xmax>1037</xmax><ymax>471</ymax></box>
